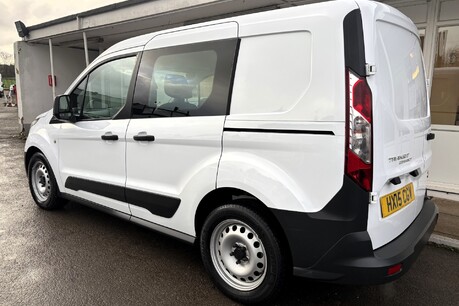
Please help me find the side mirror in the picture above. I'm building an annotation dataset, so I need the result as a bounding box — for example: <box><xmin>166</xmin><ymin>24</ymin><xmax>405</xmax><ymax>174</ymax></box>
<box><xmin>53</xmin><ymin>95</ymin><xmax>76</xmax><ymax>122</ymax></box>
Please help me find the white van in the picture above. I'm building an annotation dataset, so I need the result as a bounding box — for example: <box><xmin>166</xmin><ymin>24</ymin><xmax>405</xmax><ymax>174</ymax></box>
<box><xmin>25</xmin><ymin>0</ymin><xmax>438</xmax><ymax>303</ymax></box>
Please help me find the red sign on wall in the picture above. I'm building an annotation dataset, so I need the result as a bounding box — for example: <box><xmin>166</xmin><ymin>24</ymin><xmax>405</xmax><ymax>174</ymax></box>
<box><xmin>48</xmin><ymin>75</ymin><xmax>56</xmax><ymax>87</ymax></box>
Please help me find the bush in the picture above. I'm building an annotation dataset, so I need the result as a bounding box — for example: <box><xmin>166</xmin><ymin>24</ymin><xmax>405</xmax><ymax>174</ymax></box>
<box><xmin>2</xmin><ymin>78</ymin><xmax>16</xmax><ymax>89</ymax></box>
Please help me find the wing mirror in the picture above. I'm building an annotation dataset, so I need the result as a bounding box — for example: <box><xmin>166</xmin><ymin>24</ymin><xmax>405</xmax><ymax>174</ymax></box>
<box><xmin>53</xmin><ymin>95</ymin><xmax>76</xmax><ymax>123</ymax></box>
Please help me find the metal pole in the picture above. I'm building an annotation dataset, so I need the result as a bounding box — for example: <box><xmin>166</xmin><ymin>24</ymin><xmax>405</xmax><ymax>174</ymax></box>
<box><xmin>83</xmin><ymin>31</ymin><xmax>89</xmax><ymax>67</ymax></box>
<box><xmin>48</xmin><ymin>38</ymin><xmax>56</xmax><ymax>100</ymax></box>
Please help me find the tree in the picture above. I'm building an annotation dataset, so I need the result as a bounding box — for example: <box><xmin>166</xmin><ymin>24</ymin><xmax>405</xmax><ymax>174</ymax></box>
<box><xmin>0</xmin><ymin>64</ymin><xmax>15</xmax><ymax>77</ymax></box>
<box><xmin>0</xmin><ymin>52</ymin><xmax>13</xmax><ymax>65</ymax></box>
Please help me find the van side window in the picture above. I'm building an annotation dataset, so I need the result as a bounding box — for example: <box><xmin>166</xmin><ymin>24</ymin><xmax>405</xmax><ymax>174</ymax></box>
<box><xmin>70</xmin><ymin>56</ymin><xmax>137</xmax><ymax>120</ymax></box>
<box><xmin>132</xmin><ymin>39</ymin><xmax>238</xmax><ymax>118</ymax></box>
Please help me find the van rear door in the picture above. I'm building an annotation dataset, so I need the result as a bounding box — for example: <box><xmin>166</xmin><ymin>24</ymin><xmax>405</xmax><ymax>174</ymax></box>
<box><xmin>358</xmin><ymin>1</ymin><xmax>431</xmax><ymax>249</ymax></box>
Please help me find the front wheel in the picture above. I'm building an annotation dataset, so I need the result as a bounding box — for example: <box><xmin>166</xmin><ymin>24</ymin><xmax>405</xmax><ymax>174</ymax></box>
<box><xmin>200</xmin><ymin>204</ymin><xmax>287</xmax><ymax>304</ymax></box>
<box><xmin>28</xmin><ymin>152</ymin><xmax>66</xmax><ymax>210</ymax></box>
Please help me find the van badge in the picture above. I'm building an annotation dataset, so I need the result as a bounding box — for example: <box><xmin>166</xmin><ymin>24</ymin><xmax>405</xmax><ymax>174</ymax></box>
<box><xmin>388</xmin><ymin>153</ymin><xmax>411</xmax><ymax>165</ymax></box>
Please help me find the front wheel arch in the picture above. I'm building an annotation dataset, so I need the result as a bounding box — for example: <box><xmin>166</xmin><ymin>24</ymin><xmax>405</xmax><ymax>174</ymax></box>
<box><xmin>25</xmin><ymin>146</ymin><xmax>43</xmax><ymax>172</ymax></box>
<box><xmin>27</xmin><ymin>151</ymin><xmax>66</xmax><ymax>210</ymax></box>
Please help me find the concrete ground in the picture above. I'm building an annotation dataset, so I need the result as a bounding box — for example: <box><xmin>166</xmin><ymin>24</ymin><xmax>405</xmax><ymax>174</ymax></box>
<box><xmin>1</xmin><ymin>106</ymin><xmax>458</xmax><ymax>305</ymax></box>
<box><xmin>432</xmin><ymin>197</ymin><xmax>459</xmax><ymax>240</ymax></box>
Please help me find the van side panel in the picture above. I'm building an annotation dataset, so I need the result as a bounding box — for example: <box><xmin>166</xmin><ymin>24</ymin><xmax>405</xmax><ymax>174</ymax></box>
<box><xmin>219</xmin><ymin>2</ymin><xmax>358</xmax><ymax>214</ymax></box>
<box><xmin>229</xmin><ymin>0</ymin><xmax>358</xmax><ymax>122</ymax></box>
<box><xmin>218</xmin><ymin>122</ymin><xmax>344</xmax><ymax>213</ymax></box>
<box><xmin>229</xmin><ymin>32</ymin><xmax>312</xmax><ymax>115</ymax></box>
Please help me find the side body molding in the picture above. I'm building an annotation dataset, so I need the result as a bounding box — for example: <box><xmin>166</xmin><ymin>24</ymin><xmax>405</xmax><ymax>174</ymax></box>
<box><xmin>65</xmin><ymin>176</ymin><xmax>181</xmax><ymax>218</ymax></box>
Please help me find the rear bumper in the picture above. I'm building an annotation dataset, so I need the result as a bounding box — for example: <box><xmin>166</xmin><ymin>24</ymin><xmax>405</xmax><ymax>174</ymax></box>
<box><xmin>293</xmin><ymin>199</ymin><xmax>438</xmax><ymax>284</ymax></box>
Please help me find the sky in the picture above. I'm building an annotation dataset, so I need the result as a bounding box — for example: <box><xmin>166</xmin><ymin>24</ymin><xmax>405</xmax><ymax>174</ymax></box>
<box><xmin>0</xmin><ymin>0</ymin><xmax>124</xmax><ymax>62</ymax></box>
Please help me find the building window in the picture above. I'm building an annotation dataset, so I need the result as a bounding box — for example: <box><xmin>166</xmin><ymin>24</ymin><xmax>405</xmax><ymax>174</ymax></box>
<box><xmin>419</xmin><ymin>29</ymin><xmax>425</xmax><ymax>51</ymax></box>
<box><xmin>430</xmin><ymin>26</ymin><xmax>459</xmax><ymax>125</ymax></box>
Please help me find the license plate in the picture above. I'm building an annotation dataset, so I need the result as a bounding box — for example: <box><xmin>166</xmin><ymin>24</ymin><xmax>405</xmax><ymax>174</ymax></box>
<box><xmin>380</xmin><ymin>183</ymin><xmax>415</xmax><ymax>218</ymax></box>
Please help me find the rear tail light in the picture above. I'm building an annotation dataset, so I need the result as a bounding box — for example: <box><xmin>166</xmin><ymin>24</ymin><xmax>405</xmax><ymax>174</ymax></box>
<box><xmin>346</xmin><ymin>69</ymin><xmax>373</xmax><ymax>191</ymax></box>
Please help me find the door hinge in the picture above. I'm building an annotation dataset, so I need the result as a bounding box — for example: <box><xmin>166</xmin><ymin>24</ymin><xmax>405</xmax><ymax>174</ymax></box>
<box><xmin>366</xmin><ymin>64</ymin><xmax>376</xmax><ymax>76</ymax></box>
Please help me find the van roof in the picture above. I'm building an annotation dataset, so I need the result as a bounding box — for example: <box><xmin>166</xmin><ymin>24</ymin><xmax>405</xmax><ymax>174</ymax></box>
<box><xmin>101</xmin><ymin>0</ymin><xmax>361</xmax><ymax>57</ymax></box>
<box><xmin>100</xmin><ymin>0</ymin><xmax>417</xmax><ymax>60</ymax></box>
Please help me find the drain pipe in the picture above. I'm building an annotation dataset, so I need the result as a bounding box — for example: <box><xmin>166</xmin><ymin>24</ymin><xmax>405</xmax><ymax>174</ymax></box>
<box><xmin>83</xmin><ymin>31</ymin><xmax>89</xmax><ymax>67</ymax></box>
<box><xmin>48</xmin><ymin>39</ymin><xmax>56</xmax><ymax>100</ymax></box>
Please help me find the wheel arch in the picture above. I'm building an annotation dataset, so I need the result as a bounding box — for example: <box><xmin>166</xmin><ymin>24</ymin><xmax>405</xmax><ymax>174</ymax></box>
<box><xmin>195</xmin><ymin>187</ymin><xmax>293</xmax><ymax>266</ymax></box>
<box><xmin>24</xmin><ymin>146</ymin><xmax>43</xmax><ymax>172</ymax></box>
<box><xmin>25</xmin><ymin>125</ymin><xmax>62</xmax><ymax>189</ymax></box>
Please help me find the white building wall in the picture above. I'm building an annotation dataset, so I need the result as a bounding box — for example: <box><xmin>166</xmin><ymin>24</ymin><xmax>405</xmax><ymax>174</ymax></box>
<box><xmin>14</xmin><ymin>42</ymin><xmax>97</xmax><ymax>132</ymax></box>
<box><xmin>393</xmin><ymin>0</ymin><xmax>459</xmax><ymax>198</ymax></box>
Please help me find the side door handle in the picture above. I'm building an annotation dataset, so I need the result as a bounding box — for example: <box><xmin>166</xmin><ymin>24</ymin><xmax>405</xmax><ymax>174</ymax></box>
<box><xmin>133</xmin><ymin>134</ymin><xmax>155</xmax><ymax>142</ymax></box>
<box><xmin>101</xmin><ymin>133</ymin><xmax>119</xmax><ymax>141</ymax></box>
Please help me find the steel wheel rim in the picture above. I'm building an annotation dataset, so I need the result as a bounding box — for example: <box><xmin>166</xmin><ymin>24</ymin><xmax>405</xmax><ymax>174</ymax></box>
<box><xmin>210</xmin><ymin>219</ymin><xmax>267</xmax><ymax>291</ymax></box>
<box><xmin>31</xmin><ymin>161</ymin><xmax>51</xmax><ymax>202</ymax></box>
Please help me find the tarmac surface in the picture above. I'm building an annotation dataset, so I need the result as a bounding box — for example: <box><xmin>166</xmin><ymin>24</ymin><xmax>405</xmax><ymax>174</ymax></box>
<box><xmin>1</xmin><ymin>106</ymin><xmax>458</xmax><ymax>305</ymax></box>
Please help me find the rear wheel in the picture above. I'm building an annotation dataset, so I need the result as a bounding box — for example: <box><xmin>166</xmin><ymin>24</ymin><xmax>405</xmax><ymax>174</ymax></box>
<box><xmin>200</xmin><ymin>204</ymin><xmax>287</xmax><ymax>304</ymax></box>
<box><xmin>28</xmin><ymin>152</ymin><xmax>66</xmax><ymax>210</ymax></box>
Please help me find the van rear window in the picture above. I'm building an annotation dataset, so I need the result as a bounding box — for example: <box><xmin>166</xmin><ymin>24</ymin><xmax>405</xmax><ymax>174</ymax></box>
<box><xmin>376</xmin><ymin>21</ymin><xmax>427</xmax><ymax>120</ymax></box>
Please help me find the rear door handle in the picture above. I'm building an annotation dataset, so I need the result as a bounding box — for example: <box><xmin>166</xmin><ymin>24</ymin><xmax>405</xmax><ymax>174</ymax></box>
<box><xmin>427</xmin><ymin>133</ymin><xmax>435</xmax><ymax>141</ymax></box>
<box><xmin>133</xmin><ymin>134</ymin><xmax>155</xmax><ymax>142</ymax></box>
<box><xmin>101</xmin><ymin>133</ymin><xmax>119</xmax><ymax>141</ymax></box>
<box><xmin>410</xmin><ymin>169</ymin><xmax>419</xmax><ymax>177</ymax></box>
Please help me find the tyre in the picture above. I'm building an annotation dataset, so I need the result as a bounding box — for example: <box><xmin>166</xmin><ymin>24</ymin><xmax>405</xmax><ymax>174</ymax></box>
<box><xmin>200</xmin><ymin>204</ymin><xmax>287</xmax><ymax>304</ymax></box>
<box><xmin>27</xmin><ymin>152</ymin><xmax>66</xmax><ymax>210</ymax></box>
